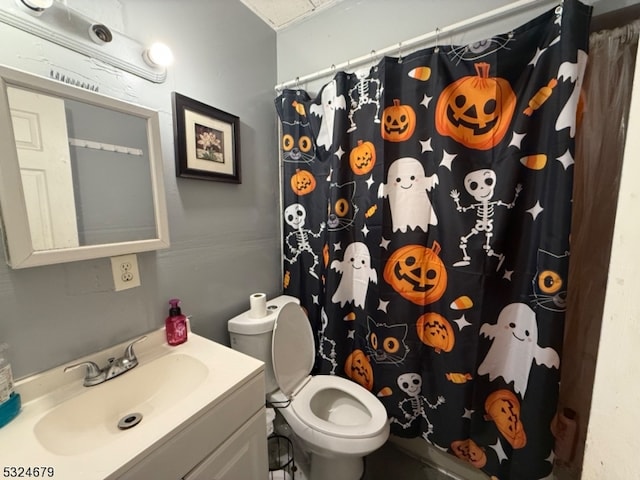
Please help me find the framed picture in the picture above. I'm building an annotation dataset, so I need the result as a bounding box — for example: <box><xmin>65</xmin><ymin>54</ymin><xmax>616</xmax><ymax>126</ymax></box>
<box><xmin>172</xmin><ymin>92</ymin><xmax>241</xmax><ymax>183</ymax></box>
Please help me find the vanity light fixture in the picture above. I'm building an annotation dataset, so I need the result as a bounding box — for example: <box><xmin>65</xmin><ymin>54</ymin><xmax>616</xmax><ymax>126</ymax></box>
<box><xmin>15</xmin><ymin>0</ymin><xmax>53</xmax><ymax>16</ymax></box>
<box><xmin>0</xmin><ymin>0</ymin><xmax>169</xmax><ymax>83</ymax></box>
<box><xmin>143</xmin><ymin>42</ymin><xmax>174</xmax><ymax>68</ymax></box>
<box><xmin>88</xmin><ymin>23</ymin><xmax>113</xmax><ymax>45</ymax></box>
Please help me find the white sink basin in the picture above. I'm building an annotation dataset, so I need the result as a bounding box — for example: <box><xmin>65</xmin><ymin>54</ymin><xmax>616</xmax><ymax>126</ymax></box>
<box><xmin>34</xmin><ymin>353</ymin><xmax>208</xmax><ymax>455</ymax></box>
<box><xmin>2</xmin><ymin>326</ymin><xmax>265</xmax><ymax>480</ymax></box>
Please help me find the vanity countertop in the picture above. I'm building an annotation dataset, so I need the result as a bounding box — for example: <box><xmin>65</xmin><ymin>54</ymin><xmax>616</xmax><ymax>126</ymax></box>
<box><xmin>0</xmin><ymin>326</ymin><xmax>264</xmax><ymax>479</ymax></box>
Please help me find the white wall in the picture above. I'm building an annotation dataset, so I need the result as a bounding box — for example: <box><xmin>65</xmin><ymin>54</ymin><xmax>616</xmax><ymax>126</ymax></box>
<box><xmin>0</xmin><ymin>0</ymin><xmax>281</xmax><ymax>378</ymax></box>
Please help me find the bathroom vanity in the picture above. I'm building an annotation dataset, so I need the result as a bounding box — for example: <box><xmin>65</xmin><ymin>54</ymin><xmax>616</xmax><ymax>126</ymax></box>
<box><xmin>2</xmin><ymin>327</ymin><xmax>268</xmax><ymax>479</ymax></box>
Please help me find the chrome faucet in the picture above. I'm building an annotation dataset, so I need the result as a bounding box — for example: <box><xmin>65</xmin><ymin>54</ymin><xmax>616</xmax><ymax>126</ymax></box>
<box><xmin>64</xmin><ymin>336</ymin><xmax>147</xmax><ymax>387</ymax></box>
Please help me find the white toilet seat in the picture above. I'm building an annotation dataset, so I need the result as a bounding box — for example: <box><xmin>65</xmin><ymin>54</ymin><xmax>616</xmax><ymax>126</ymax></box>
<box><xmin>291</xmin><ymin>375</ymin><xmax>388</xmax><ymax>439</ymax></box>
<box><xmin>266</xmin><ymin>300</ymin><xmax>390</xmax><ymax>462</ymax></box>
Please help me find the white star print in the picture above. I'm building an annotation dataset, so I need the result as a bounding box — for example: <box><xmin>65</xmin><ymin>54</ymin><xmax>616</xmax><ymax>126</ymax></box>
<box><xmin>463</xmin><ymin>408</ymin><xmax>474</xmax><ymax>419</ymax></box>
<box><xmin>312</xmin><ymin>294</ymin><xmax>319</xmax><ymax>305</ymax></box>
<box><xmin>333</xmin><ymin>241</ymin><xmax>342</xmax><ymax>251</ymax></box>
<box><xmin>420</xmin><ymin>94</ymin><xmax>433</xmax><ymax>109</ymax></box>
<box><xmin>347</xmin><ymin>330</ymin><xmax>355</xmax><ymax>339</ymax></box>
<box><xmin>366</xmin><ymin>175</ymin><xmax>375</xmax><ymax>189</ymax></box>
<box><xmin>556</xmin><ymin>149</ymin><xmax>574</xmax><ymax>169</ymax></box>
<box><xmin>546</xmin><ymin>450</ymin><xmax>556</xmax><ymax>464</ymax></box>
<box><xmin>509</xmin><ymin>131</ymin><xmax>526</xmax><ymax>149</ymax></box>
<box><xmin>362</xmin><ymin>224</ymin><xmax>370</xmax><ymax>237</ymax></box>
<box><xmin>440</xmin><ymin>150</ymin><xmax>457</xmax><ymax>170</ymax></box>
<box><xmin>490</xmin><ymin>439</ymin><xmax>508</xmax><ymax>463</ymax></box>
<box><xmin>527</xmin><ymin>201</ymin><xmax>544</xmax><ymax>221</ymax></box>
<box><xmin>453</xmin><ymin>315</ymin><xmax>471</xmax><ymax>330</ymax></box>
<box><xmin>420</xmin><ymin>138</ymin><xmax>433</xmax><ymax>153</ymax></box>
<box><xmin>378</xmin><ymin>299</ymin><xmax>389</xmax><ymax>312</ymax></box>
<box><xmin>529</xmin><ymin>47</ymin><xmax>547</xmax><ymax>67</ymax></box>
<box><xmin>334</xmin><ymin>146</ymin><xmax>345</xmax><ymax>160</ymax></box>
<box><xmin>503</xmin><ymin>270</ymin><xmax>514</xmax><ymax>281</ymax></box>
<box><xmin>380</xmin><ymin>237</ymin><xmax>390</xmax><ymax>249</ymax></box>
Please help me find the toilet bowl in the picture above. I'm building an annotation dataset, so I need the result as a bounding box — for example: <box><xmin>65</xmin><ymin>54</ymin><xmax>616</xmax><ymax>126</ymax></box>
<box><xmin>228</xmin><ymin>295</ymin><xmax>390</xmax><ymax>480</ymax></box>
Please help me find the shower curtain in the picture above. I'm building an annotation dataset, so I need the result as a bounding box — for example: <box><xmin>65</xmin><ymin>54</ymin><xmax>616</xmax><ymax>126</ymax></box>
<box><xmin>561</xmin><ymin>18</ymin><xmax>640</xmax><ymax>473</ymax></box>
<box><xmin>276</xmin><ymin>1</ymin><xmax>591</xmax><ymax>478</ymax></box>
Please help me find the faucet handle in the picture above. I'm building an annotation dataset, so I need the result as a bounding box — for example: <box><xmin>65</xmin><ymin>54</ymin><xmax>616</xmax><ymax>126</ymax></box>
<box><xmin>124</xmin><ymin>335</ymin><xmax>147</xmax><ymax>362</ymax></box>
<box><xmin>64</xmin><ymin>361</ymin><xmax>104</xmax><ymax>386</ymax></box>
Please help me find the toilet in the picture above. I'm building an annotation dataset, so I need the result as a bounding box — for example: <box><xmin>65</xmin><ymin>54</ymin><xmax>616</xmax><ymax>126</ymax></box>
<box><xmin>228</xmin><ymin>295</ymin><xmax>390</xmax><ymax>480</ymax></box>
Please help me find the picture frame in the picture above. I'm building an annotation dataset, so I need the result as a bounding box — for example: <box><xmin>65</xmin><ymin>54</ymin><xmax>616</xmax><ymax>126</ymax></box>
<box><xmin>172</xmin><ymin>92</ymin><xmax>241</xmax><ymax>183</ymax></box>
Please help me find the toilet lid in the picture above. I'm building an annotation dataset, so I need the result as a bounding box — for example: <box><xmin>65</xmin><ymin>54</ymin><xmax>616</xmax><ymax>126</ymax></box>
<box><xmin>272</xmin><ymin>302</ymin><xmax>315</xmax><ymax>397</ymax></box>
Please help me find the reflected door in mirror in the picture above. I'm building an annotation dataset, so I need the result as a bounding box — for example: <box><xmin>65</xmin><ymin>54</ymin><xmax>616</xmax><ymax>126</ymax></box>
<box><xmin>8</xmin><ymin>86</ymin><xmax>79</xmax><ymax>250</ymax></box>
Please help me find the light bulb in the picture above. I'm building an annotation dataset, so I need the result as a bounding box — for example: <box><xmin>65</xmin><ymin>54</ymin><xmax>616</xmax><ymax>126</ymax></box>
<box><xmin>143</xmin><ymin>43</ymin><xmax>174</xmax><ymax>68</ymax></box>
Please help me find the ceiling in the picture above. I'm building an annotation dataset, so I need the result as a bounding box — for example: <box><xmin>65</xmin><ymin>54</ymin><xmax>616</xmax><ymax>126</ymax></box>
<box><xmin>239</xmin><ymin>0</ymin><xmax>343</xmax><ymax>30</ymax></box>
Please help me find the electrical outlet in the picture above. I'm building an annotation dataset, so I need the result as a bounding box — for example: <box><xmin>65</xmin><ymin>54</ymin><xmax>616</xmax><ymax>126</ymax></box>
<box><xmin>110</xmin><ymin>254</ymin><xmax>141</xmax><ymax>291</ymax></box>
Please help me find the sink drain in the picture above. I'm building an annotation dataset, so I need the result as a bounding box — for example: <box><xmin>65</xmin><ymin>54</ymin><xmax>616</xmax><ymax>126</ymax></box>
<box><xmin>117</xmin><ymin>413</ymin><xmax>143</xmax><ymax>430</ymax></box>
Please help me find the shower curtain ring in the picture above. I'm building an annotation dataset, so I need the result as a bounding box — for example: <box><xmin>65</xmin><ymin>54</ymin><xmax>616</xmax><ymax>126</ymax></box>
<box><xmin>397</xmin><ymin>41</ymin><xmax>403</xmax><ymax>64</ymax></box>
<box><xmin>371</xmin><ymin>50</ymin><xmax>378</xmax><ymax>71</ymax></box>
<box><xmin>435</xmin><ymin>27</ymin><xmax>440</xmax><ymax>53</ymax></box>
<box><xmin>295</xmin><ymin>76</ymin><xmax>300</xmax><ymax>88</ymax></box>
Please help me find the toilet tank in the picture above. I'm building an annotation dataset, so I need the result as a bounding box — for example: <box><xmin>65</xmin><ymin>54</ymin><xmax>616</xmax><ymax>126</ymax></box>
<box><xmin>227</xmin><ymin>295</ymin><xmax>300</xmax><ymax>394</ymax></box>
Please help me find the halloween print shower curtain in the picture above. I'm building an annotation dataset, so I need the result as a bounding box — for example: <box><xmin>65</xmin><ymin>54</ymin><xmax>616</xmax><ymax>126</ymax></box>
<box><xmin>276</xmin><ymin>1</ymin><xmax>591</xmax><ymax>478</ymax></box>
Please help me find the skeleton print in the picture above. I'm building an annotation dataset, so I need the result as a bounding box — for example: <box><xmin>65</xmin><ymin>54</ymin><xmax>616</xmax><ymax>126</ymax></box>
<box><xmin>318</xmin><ymin>308</ymin><xmax>338</xmax><ymax>374</ymax></box>
<box><xmin>283</xmin><ymin>203</ymin><xmax>325</xmax><ymax>279</ymax></box>
<box><xmin>347</xmin><ymin>70</ymin><xmax>383</xmax><ymax>132</ymax></box>
<box><xmin>450</xmin><ymin>169</ymin><xmax>521</xmax><ymax>269</ymax></box>
<box><xmin>391</xmin><ymin>373</ymin><xmax>445</xmax><ymax>437</ymax></box>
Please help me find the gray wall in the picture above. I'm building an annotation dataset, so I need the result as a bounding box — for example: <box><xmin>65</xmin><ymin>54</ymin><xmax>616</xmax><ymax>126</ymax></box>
<box><xmin>276</xmin><ymin>0</ymin><xmax>637</xmax><ymax>91</ymax></box>
<box><xmin>66</xmin><ymin>99</ymin><xmax>156</xmax><ymax>244</ymax></box>
<box><xmin>0</xmin><ymin>0</ymin><xmax>280</xmax><ymax>378</ymax></box>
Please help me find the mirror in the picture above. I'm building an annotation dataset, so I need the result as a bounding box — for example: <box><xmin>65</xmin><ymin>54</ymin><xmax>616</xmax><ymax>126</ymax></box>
<box><xmin>0</xmin><ymin>65</ymin><xmax>169</xmax><ymax>268</ymax></box>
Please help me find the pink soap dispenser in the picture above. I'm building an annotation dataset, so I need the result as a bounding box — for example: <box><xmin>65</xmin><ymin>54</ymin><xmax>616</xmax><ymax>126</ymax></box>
<box><xmin>165</xmin><ymin>298</ymin><xmax>188</xmax><ymax>346</ymax></box>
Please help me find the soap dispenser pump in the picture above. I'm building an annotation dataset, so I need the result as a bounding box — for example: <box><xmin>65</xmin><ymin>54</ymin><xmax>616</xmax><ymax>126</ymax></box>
<box><xmin>165</xmin><ymin>298</ymin><xmax>188</xmax><ymax>346</ymax></box>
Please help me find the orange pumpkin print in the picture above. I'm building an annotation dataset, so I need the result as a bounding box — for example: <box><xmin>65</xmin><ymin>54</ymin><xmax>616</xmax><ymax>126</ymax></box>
<box><xmin>381</xmin><ymin>99</ymin><xmax>416</xmax><ymax>142</ymax></box>
<box><xmin>435</xmin><ymin>62</ymin><xmax>516</xmax><ymax>150</ymax></box>
<box><xmin>383</xmin><ymin>241</ymin><xmax>447</xmax><ymax>305</ymax></box>
<box><xmin>344</xmin><ymin>349</ymin><xmax>374</xmax><ymax>391</ymax></box>
<box><xmin>416</xmin><ymin>312</ymin><xmax>455</xmax><ymax>353</ymax></box>
<box><xmin>349</xmin><ymin>140</ymin><xmax>376</xmax><ymax>175</ymax></box>
<box><xmin>451</xmin><ymin>439</ymin><xmax>487</xmax><ymax>468</ymax></box>
<box><xmin>485</xmin><ymin>389</ymin><xmax>527</xmax><ymax>449</ymax></box>
<box><xmin>290</xmin><ymin>168</ymin><xmax>316</xmax><ymax>195</ymax></box>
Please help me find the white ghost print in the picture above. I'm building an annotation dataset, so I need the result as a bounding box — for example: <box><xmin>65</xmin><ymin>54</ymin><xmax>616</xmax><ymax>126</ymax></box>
<box><xmin>555</xmin><ymin>49</ymin><xmax>588</xmax><ymax>138</ymax></box>
<box><xmin>309</xmin><ymin>79</ymin><xmax>346</xmax><ymax>150</ymax></box>
<box><xmin>330</xmin><ymin>242</ymin><xmax>377</xmax><ymax>308</ymax></box>
<box><xmin>478</xmin><ymin>303</ymin><xmax>559</xmax><ymax>398</ymax></box>
<box><xmin>378</xmin><ymin>157</ymin><xmax>439</xmax><ymax>232</ymax></box>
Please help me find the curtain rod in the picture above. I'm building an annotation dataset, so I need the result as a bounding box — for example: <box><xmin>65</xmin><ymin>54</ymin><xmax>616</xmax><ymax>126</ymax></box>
<box><xmin>275</xmin><ymin>0</ymin><xmax>562</xmax><ymax>91</ymax></box>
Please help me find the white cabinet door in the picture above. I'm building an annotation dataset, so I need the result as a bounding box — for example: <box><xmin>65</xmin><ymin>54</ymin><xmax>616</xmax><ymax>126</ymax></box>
<box><xmin>184</xmin><ymin>409</ymin><xmax>268</xmax><ymax>480</ymax></box>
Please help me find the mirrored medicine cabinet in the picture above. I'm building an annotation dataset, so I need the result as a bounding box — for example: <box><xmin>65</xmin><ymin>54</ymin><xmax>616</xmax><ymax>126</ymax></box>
<box><xmin>0</xmin><ymin>65</ymin><xmax>170</xmax><ymax>268</ymax></box>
